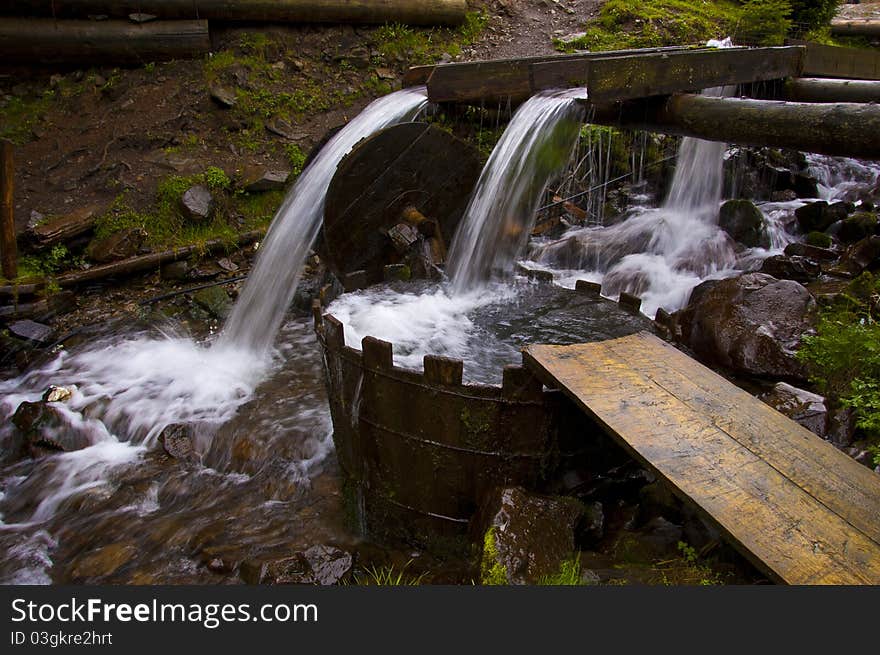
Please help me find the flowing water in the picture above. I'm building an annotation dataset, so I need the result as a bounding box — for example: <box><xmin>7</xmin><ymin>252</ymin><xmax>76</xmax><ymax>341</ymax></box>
<box><xmin>220</xmin><ymin>87</ymin><xmax>428</xmax><ymax>357</ymax></box>
<box><xmin>446</xmin><ymin>89</ymin><xmax>586</xmax><ymax>294</ymax></box>
<box><xmin>0</xmin><ymin>88</ymin><xmax>431</xmax><ymax>584</ymax></box>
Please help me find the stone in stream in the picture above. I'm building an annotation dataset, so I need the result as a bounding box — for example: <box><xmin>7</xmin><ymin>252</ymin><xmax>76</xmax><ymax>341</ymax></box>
<box><xmin>8</xmin><ymin>319</ymin><xmax>53</xmax><ymax>344</ymax></box>
<box><xmin>676</xmin><ymin>272</ymin><xmax>817</xmax><ymax>380</ymax></box>
<box><xmin>474</xmin><ymin>487</ymin><xmax>587</xmax><ymax>585</ymax></box>
<box><xmin>10</xmin><ymin>399</ymin><xmax>92</xmax><ymax>460</ymax></box>
<box><xmin>86</xmin><ymin>226</ymin><xmax>147</xmax><ymax>263</ymax></box>
<box><xmin>834</xmin><ymin>235</ymin><xmax>880</xmax><ymax>277</ymax></box>
<box><xmin>784</xmin><ymin>241</ymin><xmax>837</xmax><ymax>261</ymax></box>
<box><xmin>838</xmin><ymin>212</ymin><xmax>878</xmax><ymax>243</ymax></box>
<box><xmin>760</xmin><ymin>382</ymin><xmax>828</xmax><ymax>439</ymax></box>
<box><xmin>718</xmin><ymin>199</ymin><xmax>770</xmax><ymax>248</ymax></box>
<box><xmin>158</xmin><ymin>424</ymin><xmax>197</xmax><ymax>462</ymax></box>
<box><xmin>795</xmin><ymin>200</ymin><xmax>852</xmax><ymax>233</ymax></box>
<box><xmin>240</xmin><ymin>545</ymin><xmax>353</xmax><ymax>585</ymax></box>
<box><xmin>759</xmin><ymin>254</ymin><xmax>820</xmax><ymax>283</ymax></box>
<box><xmin>793</xmin><ymin>173</ymin><xmax>820</xmax><ymax>199</ymax></box>
<box><xmin>181</xmin><ymin>185</ymin><xmax>214</xmax><ymax>222</ymax></box>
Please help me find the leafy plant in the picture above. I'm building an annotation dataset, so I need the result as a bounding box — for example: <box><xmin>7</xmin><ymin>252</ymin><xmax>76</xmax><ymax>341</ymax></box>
<box><xmin>538</xmin><ymin>555</ymin><xmax>584</xmax><ymax>585</ymax></box>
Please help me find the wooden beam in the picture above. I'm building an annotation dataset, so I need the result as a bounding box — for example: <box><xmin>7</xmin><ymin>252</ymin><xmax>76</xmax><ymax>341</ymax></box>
<box><xmin>2</xmin><ymin>0</ymin><xmax>468</xmax><ymax>25</ymax></box>
<box><xmin>0</xmin><ymin>18</ymin><xmax>211</xmax><ymax>64</ymax></box>
<box><xmin>796</xmin><ymin>41</ymin><xmax>880</xmax><ymax>81</ymax></box>
<box><xmin>780</xmin><ymin>78</ymin><xmax>880</xmax><ymax>104</ymax></box>
<box><xmin>532</xmin><ymin>47</ymin><xmax>805</xmax><ymax>102</ymax></box>
<box><xmin>831</xmin><ymin>19</ymin><xmax>880</xmax><ymax>38</ymax></box>
<box><xmin>589</xmin><ymin>94</ymin><xmax>880</xmax><ymax>160</ymax></box>
<box><xmin>425</xmin><ymin>46</ymin><xmax>703</xmax><ymax>104</ymax></box>
<box><xmin>523</xmin><ymin>333</ymin><xmax>880</xmax><ymax>585</ymax></box>
<box><xmin>0</xmin><ymin>140</ymin><xmax>16</xmax><ymax>281</ymax></box>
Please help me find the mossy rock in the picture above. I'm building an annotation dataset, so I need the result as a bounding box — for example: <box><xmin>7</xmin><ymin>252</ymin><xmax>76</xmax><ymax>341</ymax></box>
<box><xmin>805</xmin><ymin>231</ymin><xmax>832</xmax><ymax>248</ymax></box>
<box><xmin>839</xmin><ymin>212</ymin><xmax>878</xmax><ymax>244</ymax></box>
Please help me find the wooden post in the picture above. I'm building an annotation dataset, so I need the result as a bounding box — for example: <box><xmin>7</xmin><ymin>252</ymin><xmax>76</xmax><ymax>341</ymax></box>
<box><xmin>0</xmin><ymin>140</ymin><xmax>16</xmax><ymax>281</ymax></box>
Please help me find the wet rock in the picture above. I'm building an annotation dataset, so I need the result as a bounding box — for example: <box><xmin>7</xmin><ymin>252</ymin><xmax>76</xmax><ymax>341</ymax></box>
<box><xmin>69</xmin><ymin>543</ymin><xmax>137</xmax><ymax>580</ymax></box>
<box><xmin>217</xmin><ymin>257</ymin><xmax>239</xmax><ymax>273</ymax></box>
<box><xmin>209</xmin><ymin>84</ymin><xmax>237</xmax><ymax>108</ymax></box>
<box><xmin>265</xmin><ymin>116</ymin><xmax>306</xmax><ymax>141</ymax></box>
<box><xmin>719</xmin><ymin>200</ymin><xmax>770</xmax><ymax>248</ymax></box>
<box><xmin>677</xmin><ymin>273</ymin><xmax>817</xmax><ymax>379</ymax></box>
<box><xmin>476</xmin><ymin>487</ymin><xmax>586</xmax><ymax>585</ymax></box>
<box><xmin>158</xmin><ymin>424</ymin><xmax>197</xmax><ymax>462</ymax></box>
<box><xmin>759</xmin><ymin>254</ymin><xmax>820</xmax><ymax>283</ymax></box>
<box><xmin>192</xmin><ymin>285</ymin><xmax>231</xmax><ymax>319</ymax></box>
<box><xmin>241</xmin><ymin>168</ymin><xmax>290</xmax><ymax>193</ymax></box>
<box><xmin>793</xmin><ymin>173</ymin><xmax>820</xmax><ymax>199</ymax></box>
<box><xmin>580</xmin><ymin>501</ymin><xmax>605</xmax><ymax>546</ymax></box>
<box><xmin>836</xmin><ymin>235</ymin><xmax>880</xmax><ymax>276</ymax></box>
<box><xmin>771</xmin><ymin>189</ymin><xmax>798</xmax><ymax>202</ymax></box>
<box><xmin>838</xmin><ymin>212</ymin><xmax>878</xmax><ymax>243</ymax></box>
<box><xmin>161</xmin><ymin>260</ymin><xmax>189</xmax><ymax>280</ymax></box>
<box><xmin>639</xmin><ymin>480</ymin><xmax>680</xmax><ymax>522</ymax></box>
<box><xmin>86</xmin><ymin>227</ymin><xmax>147</xmax><ymax>263</ymax></box>
<box><xmin>8</xmin><ymin>319</ymin><xmax>53</xmax><ymax>344</ymax></box>
<box><xmin>243</xmin><ymin>545</ymin><xmax>353</xmax><ymax>585</ymax></box>
<box><xmin>760</xmin><ymin>382</ymin><xmax>828</xmax><ymax>438</ymax></box>
<box><xmin>181</xmin><ymin>185</ymin><xmax>214</xmax><ymax>222</ymax></box>
<box><xmin>828</xmin><ymin>406</ymin><xmax>856</xmax><ymax>448</ymax></box>
<box><xmin>784</xmin><ymin>242</ymin><xmax>837</xmax><ymax>261</ymax></box>
<box><xmin>795</xmin><ymin>201</ymin><xmax>851</xmax><ymax>233</ymax></box>
<box><xmin>12</xmin><ymin>400</ymin><xmax>91</xmax><ymax>457</ymax></box>
<box><xmin>43</xmin><ymin>385</ymin><xmax>73</xmax><ymax>403</ymax></box>
<box><xmin>639</xmin><ymin>516</ymin><xmax>683</xmax><ymax>558</ymax></box>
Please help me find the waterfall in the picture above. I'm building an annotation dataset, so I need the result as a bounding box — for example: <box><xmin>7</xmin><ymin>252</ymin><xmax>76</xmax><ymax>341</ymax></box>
<box><xmin>219</xmin><ymin>87</ymin><xmax>428</xmax><ymax>357</ymax></box>
<box><xmin>446</xmin><ymin>89</ymin><xmax>585</xmax><ymax>294</ymax></box>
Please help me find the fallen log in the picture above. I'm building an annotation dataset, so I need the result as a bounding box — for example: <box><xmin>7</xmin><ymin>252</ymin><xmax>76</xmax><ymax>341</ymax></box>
<box><xmin>780</xmin><ymin>78</ymin><xmax>880</xmax><ymax>103</ymax></box>
<box><xmin>3</xmin><ymin>1</ymin><xmax>467</xmax><ymax>25</ymax></box>
<box><xmin>53</xmin><ymin>230</ymin><xmax>262</xmax><ymax>288</ymax></box>
<box><xmin>831</xmin><ymin>19</ymin><xmax>880</xmax><ymax>38</ymax></box>
<box><xmin>0</xmin><ymin>18</ymin><xmax>211</xmax><ymax>65</ymax></box>
<box><xmin>591</xmin><ymin>94</ymin><xmax>880</xmax><ymax>160</ymax></box>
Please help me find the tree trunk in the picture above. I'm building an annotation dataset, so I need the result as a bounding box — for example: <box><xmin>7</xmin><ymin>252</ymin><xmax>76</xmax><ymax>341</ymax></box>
<box><xmin>3</xmin><ymin>0</ymin><xmax>468</xmax><ymax>25</ymax></box>
<box><xmin>592</xmin><ymin>94</ymin><xmax>880</xmax><ymax>160</ymax></box>
<box><xmin>0</xmin><ymin>18</ymin><xmax>211</xmax><ymax>64</ymax></box>
<box><xmin>781</xmin><ymin>78</ymin><xmax>880</xmax><ymax>104</ymax></box>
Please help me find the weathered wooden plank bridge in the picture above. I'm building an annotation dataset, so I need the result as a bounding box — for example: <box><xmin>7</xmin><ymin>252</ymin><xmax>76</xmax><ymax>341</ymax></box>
<box><xmin>406</xmin><ymin>42</ymin><xmax>880</xmax><ymax>159</ymax></box>
<box><xmin>523</xmin><ymin>332</ymin><xmax>880</xmax><ymax>585</ymax></box>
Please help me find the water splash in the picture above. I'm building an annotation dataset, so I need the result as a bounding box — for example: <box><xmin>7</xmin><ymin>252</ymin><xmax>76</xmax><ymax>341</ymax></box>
<box><xmin>447</xmin><ymin>89</ymin><xmax>585</xmax><ymax>293</ymax></box>
<box><xmin>220</xmin><ymin>87</ymin><xmax>428</xmax><ymax>357</ymax></box>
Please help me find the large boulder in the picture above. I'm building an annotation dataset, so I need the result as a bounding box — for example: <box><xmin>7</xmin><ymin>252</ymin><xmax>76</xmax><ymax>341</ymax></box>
<box><xmin>836</xmin><ymin>235</ymin><xmax>880</xmax><ymax>277</ymax></box>
<box><xmin>838</xmin><ymin>212</ymin><xmax>878</xmax><ymax>244</ymax></box>
<box><xmin>476</xmin><ymin>487</ymin><xmax>587</xmax><ymax>585</ymax></box>
<box><xmin>795</xmin><ymin>201</ymin><xmax>851</xmax><ymax>233</ymax></box>
<box><xmin>677</xmin><ymin>273</ymin><xmax>817</xmax><ymax>379</ymax></box>
<box><xmin>718</xmin><ymin>199</ymin><xmax>770</xmax><ymax>248</ymax></box>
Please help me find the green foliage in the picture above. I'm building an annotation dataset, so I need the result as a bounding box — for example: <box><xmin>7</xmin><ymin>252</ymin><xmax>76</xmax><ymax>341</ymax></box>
<box><xmin>788</xmin><ymin>0</ymin><xmax>841</xmax><ymax>32</ymax></box>
<box><xmin>18</xmin><ymin>244</ymin><xmax>84</xmax><ymax>278</ymax></box>
<box><xmin>538</xmin><ymin>555</ymin><xmax>584</xmax><ymax>585</ymax></box>
<box><xmin>372</xmin><ymin>10</ymin><xmax>488</xmax><ymax>65</ymax></box>
<box><xmin>203</xmin><ymin>166</ymin><xmax>231</xmax><ymax>191</ymax></box>
<box><xmin>677</xmin><ymin>541</ymin><xmax>699</xmax><ymax>565</ymax></box>
<box><xmin>285</xmin><ymin>144</ymin><xmax>307</xmax><ymax>177</ymax></box>
<box><xmin>0</xmin><ymin>90</ymin><xmax>55</xmax><ymax>144</ymax></box>
<box><xmin>480</xmin><ymin>527</ymin><xmax>508</xmax><ymax>585</ymax></box>
<box><xmin>798</xmin><ymin>276</ymin><xmax>880</xmax><ymax>446</ymax></box>
<box><xmin>738</xmin><ymin>0</ymin><xmax>792</xmax><ymax>45</ymax></box>
<box><xmin>806</xmin><ymin>230</ymin><xmax>832</xmax><ymax>248</ymax></box>
<box><xmin>353</xmin><ymin>561</ymin><xmax>425</xmax><ymax>586</ymax></box>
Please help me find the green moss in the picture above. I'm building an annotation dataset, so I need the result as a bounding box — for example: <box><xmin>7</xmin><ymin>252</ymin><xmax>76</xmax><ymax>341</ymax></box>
<box><xmin>233</xmin><ymin>189</ymin><xmax>285</xmax><ymax>224</ymax></box>
<box><xmin>0</xmin><ymin>90</ymin><xmax>55</xmax><ymax>144</ymax></box>
<box><xmin>372</xmin><ymin>10</ymin><xmax>488</xmax><ymax>65</ymax></box>
<box><xmin>284</xmin><ymin>144</ymin><xmax>307</xmax><ymax>177</ymax></box>
<box><xmin>480</xmin><ymin>527</ymin><xmax>508</xmax><ymax>585</ymax></box>
<box><xmin>805</xmin><ymin>230</ymin><xmax>832</xmax><ymax>248</ymax></box>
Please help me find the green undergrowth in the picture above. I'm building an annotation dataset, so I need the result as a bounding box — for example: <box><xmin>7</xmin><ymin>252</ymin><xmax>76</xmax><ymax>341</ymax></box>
<box><xmin>798</xmin><ymin>273</ymin><xmax>880</xmax><ymax>465</ymax></box>
<box><xmin>372</xmin><ymin>10</ymin><xmax>488</xmax><ymax>65</ymax></box>
<box><xmin>555</xmin><ymin>0</ymin><xmax>844</xmax><ymax>51</ymax></box>
<box><xmin>93</xmin><ymin>166</ymin><xmax>278</xmax><ymax>254</ymax></box>
<box><xmin>538</xmin><ymin>555</ymin><xmax>585</xmax><ymax>586</ymax></box>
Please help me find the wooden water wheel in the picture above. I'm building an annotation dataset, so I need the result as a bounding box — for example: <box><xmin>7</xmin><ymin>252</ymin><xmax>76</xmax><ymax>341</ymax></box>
<box><xmin>323</xmin><ymin>122</ymin><xmax>484</xmax><ymax>287</ymax></box>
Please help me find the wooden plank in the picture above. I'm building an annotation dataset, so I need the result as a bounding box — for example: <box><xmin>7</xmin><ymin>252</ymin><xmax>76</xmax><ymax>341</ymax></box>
<box><xmin>795</xmin><ymin>41</ymin><xmax>880</xmax><ymax>81</ymax></box>
<box><xmin>0</xmin><ymin>140</ymin><xmax>15</xmax><ymax>281</ymax></box>
<box><xmin>523</xmin><ymin>333</ymin><xmax>880</xmax><ymax>585</ymax></box>
<box><xmin>425</xmin><ymin>46</ymin><xmax>700</xmax><ymax>104</ymax></box>
<box><xmin>533</xmin><ymin>46</ymin><xmax>804</xmax><ymax>102</ymax></box>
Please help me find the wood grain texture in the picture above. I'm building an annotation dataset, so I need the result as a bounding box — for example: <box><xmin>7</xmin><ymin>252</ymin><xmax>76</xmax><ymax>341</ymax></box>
<box><xmin>524</xmin><ymin>332</ymin><xmax>880</xmax><ymax>585</ymax></box>
<box><xmin>797</xmin><ymin>41</ymin><xmax>880</xmax><ymax>81</ymax></box>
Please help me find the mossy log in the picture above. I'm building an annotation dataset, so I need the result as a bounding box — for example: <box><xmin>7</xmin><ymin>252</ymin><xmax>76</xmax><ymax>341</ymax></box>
<box><xmin>592</xmin><ymin>94</ymin><xmax>880</xmax><ymax>160</ymax></box>
<box><xmin>3</xmin><ymin>0</ymin><xmax>467</xmax><ymax>25</ymax></box>
<box><xmin>781</xmin><ymin>78</ymin><xmax>880</xmax><ymax>104</ymax></box>
<box><xmin>0</xmin><ymin>18</ymin><xmax>210</xmax><ymax>64</ymax></box>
